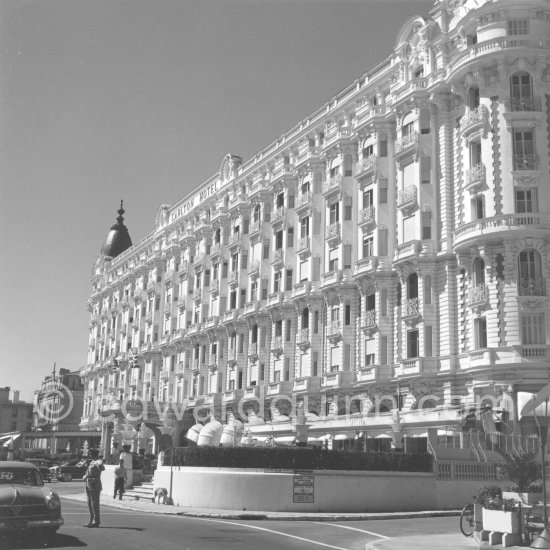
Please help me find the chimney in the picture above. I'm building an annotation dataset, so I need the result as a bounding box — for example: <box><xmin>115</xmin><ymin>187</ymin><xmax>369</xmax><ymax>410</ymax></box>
<box><xmin>0</xmin><ymin>387</ymin><xmax>10</xmax><ymax>402</ymax></box>
<box><xmin>12</xmin><ymin>390</ymin><xmax>20</xmax><ymax>403</ymax></box>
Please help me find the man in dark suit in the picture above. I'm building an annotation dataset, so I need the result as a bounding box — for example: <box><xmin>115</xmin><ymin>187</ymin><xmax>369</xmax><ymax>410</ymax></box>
<box><xmin>83</xmin><ymin>450</ymin><xmax>105</xmax><ymax>528</ymax></box>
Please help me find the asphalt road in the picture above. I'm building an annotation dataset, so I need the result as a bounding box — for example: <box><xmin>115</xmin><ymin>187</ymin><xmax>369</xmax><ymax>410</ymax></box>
<box><xmin>2</xmin><ymin>481</ymin><xmax>462</xmax><ymax>550</ymax></box>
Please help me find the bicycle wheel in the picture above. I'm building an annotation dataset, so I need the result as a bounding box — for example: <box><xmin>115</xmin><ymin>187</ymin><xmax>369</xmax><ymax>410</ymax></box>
<box><xmin>460</xmin><ymin>503</ymin><xmax>475</xmax><ymax>537</ymax></box>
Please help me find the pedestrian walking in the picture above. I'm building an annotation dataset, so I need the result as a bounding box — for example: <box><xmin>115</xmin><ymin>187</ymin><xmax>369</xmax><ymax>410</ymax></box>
<box><xmin>113</xmin><ymin>458</ymin><xmax>127</xmax><ymax>500</ymax></box>
<box><xmin>83</xmin><ymin>451</ymin><xmax>105</xmax><ymax>528</ymax></box>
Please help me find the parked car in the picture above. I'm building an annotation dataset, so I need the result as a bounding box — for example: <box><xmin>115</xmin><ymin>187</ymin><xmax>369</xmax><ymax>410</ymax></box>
<box><xmin>53</xmin><ymin>458</ymin><xmax>91</xmax><ymax>482</ymax></box>
<box><xmin>24</xmin><ymin>459</ymin><xmax>53</xmax><ymax>482</ymax></box>
<box><xmin>0</xmin><ymin>461</ymin><xmax>63</xmax><ymax>541</ymax></box>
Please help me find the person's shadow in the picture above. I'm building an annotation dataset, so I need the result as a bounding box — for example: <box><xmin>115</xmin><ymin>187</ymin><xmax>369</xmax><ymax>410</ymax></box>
<box><xmin>2</xmin><ymin>532</ymin><xmax>87</xmax><ymax>548</ymax></box>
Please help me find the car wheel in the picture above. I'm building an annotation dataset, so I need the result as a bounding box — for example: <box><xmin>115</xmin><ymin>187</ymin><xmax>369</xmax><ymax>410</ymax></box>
<box><xmin>63</xmin><ymin>473</ymin><xmax>72</xmax><ymax>482</ymax></box>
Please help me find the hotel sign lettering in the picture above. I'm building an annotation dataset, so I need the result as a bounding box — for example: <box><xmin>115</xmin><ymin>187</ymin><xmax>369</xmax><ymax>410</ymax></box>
<box><xmin>293</xmin><ymin>470</ymin><xmax>314</xmax><ymax>503</ymax></box>
<box><xmin>169</xmin><ymin>180</ymin><xmax>224</xmax><ymax>224</ymax></box>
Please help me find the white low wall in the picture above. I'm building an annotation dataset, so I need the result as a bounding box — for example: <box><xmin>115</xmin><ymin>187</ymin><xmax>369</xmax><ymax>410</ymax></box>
<box><xmin>152</xmin><ymin>466</ymin><xmax>502</xmax><ymax>512</ymax></box>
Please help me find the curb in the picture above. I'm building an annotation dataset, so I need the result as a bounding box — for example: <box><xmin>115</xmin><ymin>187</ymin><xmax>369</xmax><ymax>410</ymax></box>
<box><xmin>60</xmin><ymin>495</ymin><xmax>461</xmax><ymax>521</ymax></box>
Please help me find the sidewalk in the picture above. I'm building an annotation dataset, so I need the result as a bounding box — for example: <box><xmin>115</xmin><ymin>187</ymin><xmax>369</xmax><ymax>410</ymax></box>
<box><xmin>61</xmin><ymin>492</ymin><xmax>462</xmax><ymax>521</ymax></box>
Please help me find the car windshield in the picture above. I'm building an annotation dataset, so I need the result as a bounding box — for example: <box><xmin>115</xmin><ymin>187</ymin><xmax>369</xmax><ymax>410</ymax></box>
<box><xmin>0</xmin><ymin>468</ymin><xmax>43</xmax><ymax>487</ymax></box>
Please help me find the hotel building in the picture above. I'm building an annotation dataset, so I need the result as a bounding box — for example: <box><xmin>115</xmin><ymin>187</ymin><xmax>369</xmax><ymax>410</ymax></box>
<box><xmin>80</xmin><ymin>0</ymin><xmax>550</xmax><ymax>454</ymax></box>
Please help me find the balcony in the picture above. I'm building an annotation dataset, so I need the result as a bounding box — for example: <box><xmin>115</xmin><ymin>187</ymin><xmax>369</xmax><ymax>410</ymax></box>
<box><xmin>354</xmin><ymin>256</ymin><xmax>379</xmax><ymax>278</ymax></box>
<box><xmin>506</xmin><ymin>97</ymin><xmax>541</xmax><ymax>112</ymax></box>
<box><xmin>210</xmin><ymin>242</ymin><xmax>222</xmax><ymax>261</ymax></box>
<box><xmin>513</xmin><ymin>154</ymin><xmax>539</xmax><ymax>171</ymax></box>
<box><xmin>228</xmin><ymin>271</ymin><xmax>239</xmax><ymax>289</ymax></box>
<box><xmin>394</xmin><ymin>240</ymin><xmax>421</xmax><ymax>264</ymax></box>
<box><xmin>223</xmin><ymin>309</ymin><xmax>238</xmax><ymax>323</ymax></box>
<box><xmin>460</xmin><ymin>105</ymin><xmax>490</xmax><ymax>137</ymax></box>
<box><xmin>228</xmin><ymin>233</ymin><xmax>241</xmax><ymax>250</ymax></box>
<box><xmin>323</xmin><ymin>174</ymin><xmax>344</xmax><ymax>197</ymax></box>
<box><xmin>249</xmin><ymin>220</ymin><xmax>262</xmax><ymax>240</ymax></box>
<box><xmin>296</xmin><ymin>328</ymin><xmax>310</xmax><ymax>351</ymax></box>
<box><xmin>518</xmin><ymin>278</ymin><xmax>545</xmax><ymax>296</ymax></box>
<box><xmin>356</xmin><ymin>364</ymin><xmax>393</xmax><ymax>383</ymax></box>
<box><xmin>229</xmin><ymin>190</ymin><xmax>248</xmax><ymax>210</ymax></box>
<box><xmin>468</xmin><ymin>349</ymin><xmax>495</xmax><ymax>369</ymax></box>
<box><xmin>295</xmin><ymin>191</ymin><xmax>313</xmax><ymax>215</ymax></box>
<box><xmin>271</xmin><ymin>162</ymin><xmax>295</xmax><ymax>183</ymax></box>
<box><xmin>163</xmin><ymin>302</ymin><xmax>173</xmax><ymax>315</ymax></box>
<box><xmin>297</xmin><ymin>236</ymin><xmax>311</xmax><ymax>259</ymax></box>
<box><xmin>293</xmin><ymin>376</ymin><xmax>321</xmax><ymax>393</ymax></box>
<box><xmin>187</xmin><ymin>323</ymin><xmax>201</xmax><ymax>337</ymax></box>
<box><xmin>361</xmin><ymin>309</ymin><xmax>377</xmax><ymax>336</ymax></box>
<box><xmin>248</xmin><ymin>342</ymin><xmax>258</xmax><ymax>360</ymax></box>
<box><xmin>271</xmin><ymin>248</ymin><xmax>284</xmax><ymax>269</ymax></box>
<box><xmin>453</xmin><ymin>214</ymin><xmax>550</xmax><ymax>252</ymax></box>
<box><xmin>396</xmin><ymin>185</ymin><xmax>418</xmax><ymax>216</ymax></box>
<box><xmin>192</xmin><ymin>287</ymin><xmax>202</xmax><ymax>302</ymax></box>
<box><xmin>293</xmin><ymin>280</ymin><xmax>312</xmax><ymax>298</ymax></box>
<box><xmin>323</xmin><ymin>126</ymin><xmax>352</xmax><ymax>151</ymax></box>
<box><xmin>271</xmin><ymin>206</ymin><xmax>286</xmax><ymax>227</ymax></box>
<box><xmin>394</xmin><ymin>131</ymin><xmax>419</xmax><ymax>157</ymax></box>
<box><xmin>209</xmin><ymin>279</ymin><xmax>220</xmax><ymax>297</ymax></box>
<box><xmin>325</xmin><ymin>222</ymin><xmax>341</xmax><ymax>246</ymax></box>
<box><xmin>223</xmin><ymin>389</ymin><xmax>244</xmax><ymax>404</ymax></box>
<box><xmin>271</xmin><ymin>336</ymin><xmax>284</xmax><ymax>357</ymax></box>
<box><xmin>397</xmin><ymin>357</ymin><xmax>438</xmax><ymax>377</ymax></box>
<box><xmin>244</xmin><ymin>301</ymin><xmax>259</xmax><ymax>315</ymax></box>
<box><xmin>204</xmin><ymin>315</ymin><xmax>219</xmax><ymax>329</ymax></box>
<box><xmin>468</xmin><ymin>283</ymin><xmax>489</xmax><ymax>312</ymax></box>
<box><xmin>321</xmin><ymin>269</ymin><xmax>342</xmax><ymax>289</ymax></box>
<box><xmin>296</xmin><ymin>142</ymin><xmax>320</xmax><ymax>166</ymax></box>
<box><xmin>464</xmin><ymin>163</ymin><xmax>486</xmax><ymax>194</ymax></box>
<box><xmin>160</xmin><ymin>369</ymin><xmax>170</xmax><ymax>382</ymax></box>
<box><xmin>266</xmin><ymin>380</ymin><xmax>293</xmax><ymax>396</ymax></box>
<box><xmin>248</xmin><ymin>260</ymin><xmax>261</xmax><ymax>279</ymax></box>
<box><xmin>159</xmin><ymin>332</ymin><xmax>171</xmax><ymax>346</ymax></box>
<box><xmin>145</xmin><ymin>312</ymin><xmax>153</xmax><ymax>325</ymax></box>
<box><xmin>355</xmin><ymin>155</ymin><xmax>378</xmax><ymax>180</ymax></box>
<box><xmin>358</xmin><ymin>206</ymin><xmax>376</xmax><ymax>231</ymax></box>
<box><xmin>322</xmin><ymin>370</ymin><xmax>355</xmax><ymax>389</ymax></box>
<box><xmin>327</xmin><ymin>320</ymin><xmax>342</xmax><ymax>343</ymax></box>
<box><xmin>520</xmin><ymin>345</ymin><xmax>549</xmax><ymax>358</ymax></box>
<box><xmin>227</xmin><ymin>349</ymin><xmax>237</xmax><ymax>366</ymax></box>
<box><xmin>402</xmin><ymin>298</ymin><xmax>421</xmax><ymax>324</ymax></box>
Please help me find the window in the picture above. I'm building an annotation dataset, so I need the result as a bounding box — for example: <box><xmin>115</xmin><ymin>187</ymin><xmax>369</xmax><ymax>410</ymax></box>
<box><xmin>510</xmin><ymin>73</ymin><xmax>533</xmax><ymax>111</ymax></box>
<box><xmin>300</xmin><ymin>217</ymin><xmax>310</xmax><ymax>238</ymax></box>
<box><xmin>468</xmin><ymin>86</ymin><xmax>480</xmax><ymax>109</ymax></box>
<box><xmin>366</xmin><ymin>290</ymin><xmax>375</xmax><ymax>313</ymax></box>
<box><xmin>513</xmin><ymin>131</ymin><xmax>535</xmax><ymax>170</ymax></box>
<box><xmin>379</xmin><ymin>140</ymin><xmax>388</xmax><ymax>158</ymax></box>
<box><xmin>275</xmin><ymin>230</ymin><xmax>283</xmax><ymax>250</ymax></box>
<box><xmin>253</xmin><ymin>204</ymin><xmax>261</xmax><ymax>223</ymax></box>
<box><xmin>421</xmin><ymin>211</ymin><xmax>432</xmax><ymax>240</ymax></box>
<box><xmin>469</xmin><ymin>141</ymin><xmax>481</xmax><ymax>167</ymax></box>
<box><xmin>363</xmin><ymin>189</ymin><xmax>373</xmax><ymax>208</ymax></box>
<box><xmin>345</xmin><ymin>304</ymin><xmax>351</xmax><ymax>325</ymax></box>
<box><xmin>329</xmin><ymin>202</ymin><xmax>339</xmax><ymax>224</ymax></box>
<box><xmin>276</xmin><ymin>192</ymin><xmax>284</xmax><ymax>208</ymax></box>
<box><xmin>516</xmin><ymin>189</ymin><xmax>537</xmax><ymax>213</ymax></box>
<box><xmin>474</xmin><ymin>318</ymin><xmax>487</xmax><ymax>349</ymax></box>
<box><xmin>287</xmin><ymin>227</ymin><xmax>294</xmax><ymax>248</ymax></box>
<box><xmin>379</xmin><ymin>179</ymin><xmax>388</xmax><ymax>204</ymax></box>
<box><xmin>328</xmin><ymin>248</ymin><xmax>338</xmax><ymax>272</ymax></box>
<box><xmin>363</xmin><ymin>144</ymin><xmax>374</xmax><ymax>158</ymax></box>
<box><xmin>363</xmin><ymin>235</ymin><xmax>374</xmax><ymax>258</ymax></box>
<box><xmin>365</xmin><ymin>338</ymin><xmax>375</xmax><ymax>365</ymax></box>
<box><xmin>522</xmin><ymin>314</ymin><xmax>545</xmax><ymax>345</ymax></box>
<box><xmin>314</xmin><ymin>311</ymin><xmax>319</xmax><ymax>334</ymax></box>
<box><xmin>407</xmin><ymin>330</ymin><xmax>419</xmax><ymax>358</ymax></box>
<box><xmin>473</xmin><ymin>257</ymin><xmax>485</xmax><ymax>286</ymax></box>
<box><xmin>508</xmin><ymin>19</ymin><xmax>528</xmax><ymax>35</ymax></box>
<box><xmin>414</xmin><ymin>66</ymin><xmax>424</xmax><ymax>78</ymax></box>
<box><xmin>301</xmin><ymin>308</ymin><xmax>309</xmax><ymax>329</ymax></box>
<box><xmin>518</xmin><ymin>250</ymin><xmax>543</xmax><ymax>295</ymax></box>
<box><xmin>275</xmin><ymin>319</ymin><xmax>282</xmax><ymax>337</ymax></box>
<box><xmin>285</xmin><ymin>319</ymin><xmax>291</xmax><ymax>341</ymax></box>
<box><xmin>285</xmin><ymin>269</ymin><xmax>293</xmax><ymax>291</ymax></box>
<box><xmin>407</xmin><ymin>273</ymin><xmax>418</xmax><ymax>300</ymax></box>
<box><xmin>473</xmin><ymin>196</ymin><xmax>485</xmax><ymax>220</ymax></box>
<box><xmin>273</xmin><ymin>270</ymin><xmax>282</xmax><ymax>293</ymax></box>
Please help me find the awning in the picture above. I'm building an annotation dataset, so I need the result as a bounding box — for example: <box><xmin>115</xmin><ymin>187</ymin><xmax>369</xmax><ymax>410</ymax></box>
<box><xmin>405</xmin><ymin>431</ymin><xmax>428</xmax><ymax>438</ymax></box>
<box><xmin>334</xmin><ymin>434</ymin><xmax>351</xmax><ymax>440</ymax></box>
<box><xmin>375</xmin><ymin>434</ymin><xmax>392</xmax><ymax>439</ymax></box>
<box><xmin>0</xmin><ymin>435</ymin><xmax>13</xmax><ymax>443</ymax></box>
<box><xmin>2</xmin><ymin>434</ymin><xmax>22</xmax><ymax>448</ymax></box>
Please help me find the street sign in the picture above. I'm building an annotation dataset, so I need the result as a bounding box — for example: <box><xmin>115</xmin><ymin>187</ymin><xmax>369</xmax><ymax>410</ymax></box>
<box><xmin>293</xmin><ymin>470</ymin><xmax>314</xmax><ymax>503</ymax></box>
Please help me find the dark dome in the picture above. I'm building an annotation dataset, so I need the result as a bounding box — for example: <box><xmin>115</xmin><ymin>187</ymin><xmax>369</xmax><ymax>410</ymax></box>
<box><xmin>101</xmin><ymin>201</ymin><xmax>132</xmax><ymax>258</ymax></box>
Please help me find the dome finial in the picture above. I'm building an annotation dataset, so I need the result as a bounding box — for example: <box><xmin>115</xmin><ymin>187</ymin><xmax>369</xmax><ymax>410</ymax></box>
<box><xmin>100</xmin><ymin>201</ymin><xmax>132</xmax><ymax>258</ymax></box>
<box><xmin>117</xmin><ymin>200</ymin><xmax>125</xmax><ymax>225</ymax></box>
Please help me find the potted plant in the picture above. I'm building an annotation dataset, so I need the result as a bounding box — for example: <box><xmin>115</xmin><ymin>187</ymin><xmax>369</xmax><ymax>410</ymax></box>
<box><xmin>499</xmin><ymin>452</ymin><xmax>543</xmax><ymax>505</ymax></box>
<box><xmin>481</xmin><ymin>495</ymin><xmax>521</xmax><ymax>534</ymax></box>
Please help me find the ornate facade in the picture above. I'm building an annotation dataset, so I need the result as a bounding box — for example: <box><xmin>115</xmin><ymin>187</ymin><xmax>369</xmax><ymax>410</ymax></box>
<box><xmin>81</xmin><ymin>0</ymin><xmax>550</xmax><ymax>454</ymax></box>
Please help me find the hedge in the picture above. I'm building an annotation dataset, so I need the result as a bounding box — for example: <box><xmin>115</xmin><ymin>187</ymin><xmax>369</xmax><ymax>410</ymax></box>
<box><xmin>163</xmin><ymin>446</ymin><xmax>433</xmax><ymax>472</ymax></box>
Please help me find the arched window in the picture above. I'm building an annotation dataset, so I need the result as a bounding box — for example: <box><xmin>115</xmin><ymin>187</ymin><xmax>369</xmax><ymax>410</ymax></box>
<box><xmin>214</xmin><ymin>228</ymin><xmax>221</xmax><ymax>244</ymax></box>
<box><xmin>510</xmin><ymin>72</ymin><xmax>533</xmax><ymax>111</ymax></box>
<box><xmin>518</xmin><ymin>249</ymin><xmax>543</xmax><ymax>296</ymax></box>
<box><xmin>473</xmin><ymin>257</ymin><xmax>485</xmax><ymax>286</ymax></box>
<box><xmin>402</xmin><ymin>111</ymin><xmax>416</xmax><ymax>139</ymax></box>
<box><xmin>253</xmin><ymin>204</ymin><xmax>261</xmax><ymax>223</ymax></box>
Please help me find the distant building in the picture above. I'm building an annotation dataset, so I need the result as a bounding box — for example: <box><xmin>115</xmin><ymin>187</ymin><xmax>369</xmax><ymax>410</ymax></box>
<box><xmin>81</xmin><ymin>0</ymin><xmax>550</xmax><ymax>456</ymax></box>
<box><xmin>0</xmin><ymin>387</ymin><xmax>33</xmax><ymax>434</ymax></box>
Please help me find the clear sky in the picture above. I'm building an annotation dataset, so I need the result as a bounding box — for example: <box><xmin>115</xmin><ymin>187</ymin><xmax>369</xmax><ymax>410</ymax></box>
<box><xmin>0</xmin><ymin>0</ymin><xmax>434</xmax><ymax>403</ymax></box>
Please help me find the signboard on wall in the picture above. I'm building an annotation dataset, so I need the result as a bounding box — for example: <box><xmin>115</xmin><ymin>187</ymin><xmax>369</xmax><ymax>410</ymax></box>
<box><xmin>293</xmin><ymin>470</ymin><xmax>314</xmax><ymax>503</ymax></box>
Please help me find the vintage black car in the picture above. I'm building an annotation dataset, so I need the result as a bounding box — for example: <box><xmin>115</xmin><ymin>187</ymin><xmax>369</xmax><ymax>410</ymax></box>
<box><xmin>52</xmin><ymin>458</ymin><xmax>91</xmax><ymax>481</ymax></box>
<box><xmin>0</xmin><ymin>461</ymin><xmax>63</xmax><ymax>540</ymax></box>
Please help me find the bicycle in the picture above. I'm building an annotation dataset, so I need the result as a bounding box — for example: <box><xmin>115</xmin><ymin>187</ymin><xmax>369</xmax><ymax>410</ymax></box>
<box><xmin>459</xmin><ymin>502</ymin><xmax>475</xmax><ymax>537</ymax></box>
